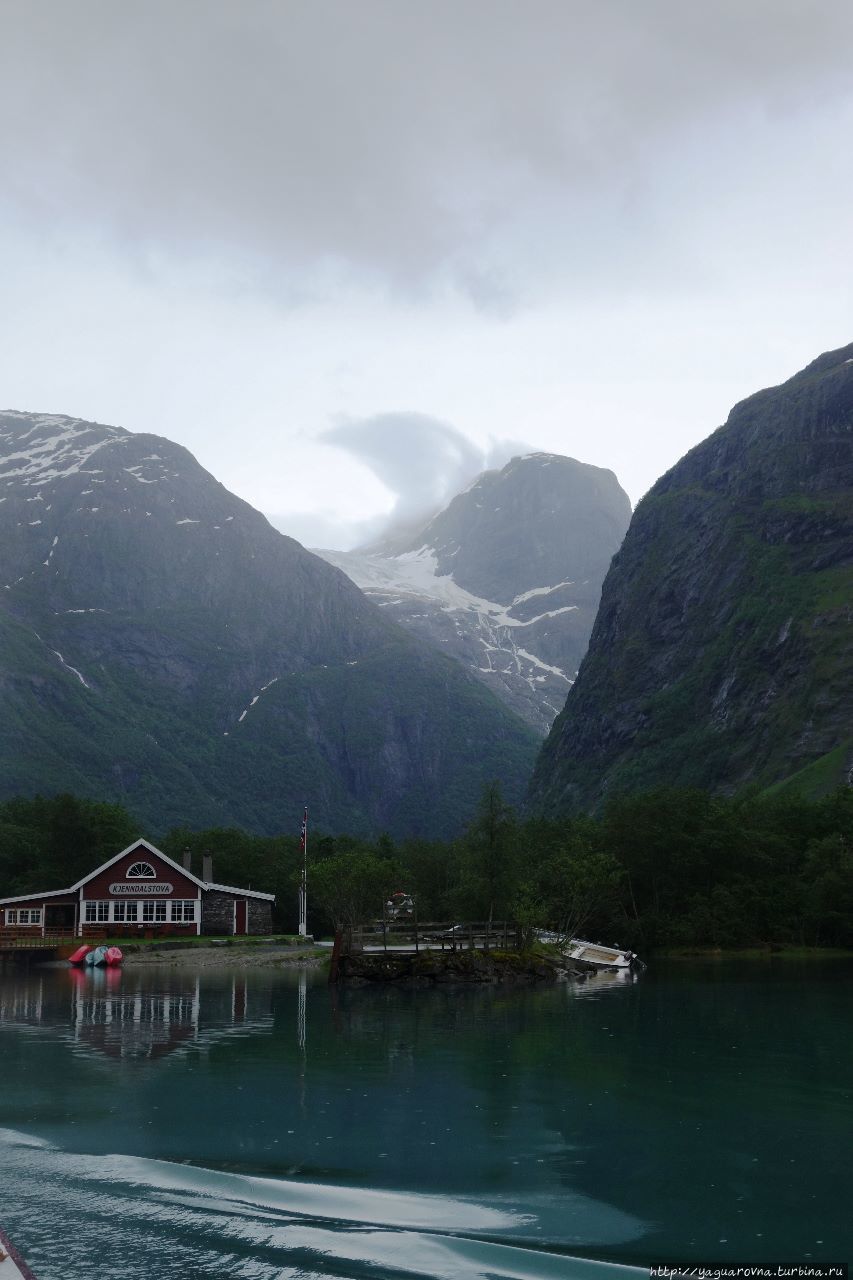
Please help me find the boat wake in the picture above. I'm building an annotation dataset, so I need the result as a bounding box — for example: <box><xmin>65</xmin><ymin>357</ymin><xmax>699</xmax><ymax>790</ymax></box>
<box><xmin>0</xmin><ymin>1128</ymin><xmax>646</xmax><ymax>1280</ymax></box>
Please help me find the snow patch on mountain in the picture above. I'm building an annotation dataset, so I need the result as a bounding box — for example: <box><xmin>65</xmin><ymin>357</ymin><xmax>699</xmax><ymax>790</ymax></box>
<box><xmin>512</xmin><ymin>580</ymin><xmax>575</xmax><ymax>605</ymax></box>
<box><xmin>29</xmin><ymin>626</ymin><xmax>91</xmax><ymax>689</ymax></box>
<box><xmin>0</xmin><ymin>414</ymin><xmax>130</xmax><ymax>488</ymax></box>
<box><xmin>0</xmin><ymin>414</ymin><xmax>181</xmax><ymax>499</ymax></box>
<box><xmin>236</xmin><ymin>676</ymin><xmax>281</xmax><ymax>725</ymax></box>
<box><xmin>318</xmin><ymin>543</ymin><xmax>578</xmax><ymax>733</ymax></box>
<box><xmin>322</xmin><ymin>545</ymin><xmax>577</xmax><ymax>632</ymax></box>
<box><xmin>50</xmin><ymin>648</ymin><xmax>90</xmax><ymax>689</ymax></box>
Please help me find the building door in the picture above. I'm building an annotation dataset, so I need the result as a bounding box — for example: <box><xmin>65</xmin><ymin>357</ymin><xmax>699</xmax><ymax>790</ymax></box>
<box><xmin>45</xmin><ymin>904</ymin><xmax>75</xmax><ymax>935</ymax></box>
<box><xmin>235</xmin><ymin>899</ymin><xmax>247</xmax><ymax>935</ymax></box>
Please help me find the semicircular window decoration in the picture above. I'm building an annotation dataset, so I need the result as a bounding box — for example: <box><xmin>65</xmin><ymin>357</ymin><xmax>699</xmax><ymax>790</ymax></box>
<box><xmin>126</xmin><ymin>861</ymin><xmax>157</xmax><ymax>879</ymax></box>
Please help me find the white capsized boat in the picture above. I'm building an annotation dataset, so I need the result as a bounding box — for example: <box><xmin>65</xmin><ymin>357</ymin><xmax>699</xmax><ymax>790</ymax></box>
<box><xmin>563</xmin><ymin>938</ymin><xmax>642</xmax><ymax>971</ymax></box>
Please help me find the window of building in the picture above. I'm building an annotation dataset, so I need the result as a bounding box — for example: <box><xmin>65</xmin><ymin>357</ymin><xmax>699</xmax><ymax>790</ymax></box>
<box><xmin>15</xmin><ymin>909</ymin><xmax>42</xmax><ymax>925</ymax></box>
<box><xmin>6</xmin><ymin>907</ymin><xmax>44</xmax><ymax>924</ymax></box>
<box><xmin>114</xmin><ymin>902</ymin><xmax>138</xmax><ymax>923</ymax></box>
<box><xmin>85</xmin><ymin>901</ymin><xmax>110</xmax><ymax>923</ymax></box>
<box><xmin>170</xmin><ymin>900</ymin><xmax>196</xmax><ymax>923</ymax></box>
<box><xmin>142</xmin><ymin>900</ymin><xmax>168</xmax><ymax>923</ymax></box>
<box><xmin>126</xmin><ymin>862</ymin><xmax>156</xmax><ymax>879</ymax></box>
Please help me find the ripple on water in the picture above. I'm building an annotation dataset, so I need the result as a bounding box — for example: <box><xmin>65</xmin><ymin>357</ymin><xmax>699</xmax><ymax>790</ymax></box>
<box><xmin>0</xmin><ymin>1128</ymin><xmax>646</xmax><ymax>1280</ymax></box>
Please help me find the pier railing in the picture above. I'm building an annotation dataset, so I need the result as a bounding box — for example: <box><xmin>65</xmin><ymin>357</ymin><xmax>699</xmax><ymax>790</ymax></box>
<box><xmin>350</xmin><ymin>920</ymin><xmax>521</xmax><ymax>954</ymax></box>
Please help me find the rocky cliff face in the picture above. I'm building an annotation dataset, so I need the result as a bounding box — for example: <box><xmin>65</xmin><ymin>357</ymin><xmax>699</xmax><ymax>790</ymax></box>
<box><xmin>0</xmin><ymin>411</ymin><xmax>537</xmax><ymax>836</ymax></box>
<box><xmin>320</xmin><ymin>453</ymin><xmax>631</xmax><ymax>734</ymax></box>
<box><xmin>530</xmin><ymin>344</ymin><xmax>853</xmax><ymax>812</ymax></box>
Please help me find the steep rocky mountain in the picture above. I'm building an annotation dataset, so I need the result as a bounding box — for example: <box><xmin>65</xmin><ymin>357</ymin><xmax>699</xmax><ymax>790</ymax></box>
<box><xmin>320</xmin><ymin>454</ymin><xmax>631</xmax><ymax>734</ymax></box>
<box><xmin>0</xmin><ymin>411</ymin><xmax>538</xmax><ymax>837</ymax></box>
<box><xmin>531</xmin><ymin>343</ymin><xmax>853</xmax><ymax>813</ymax></box>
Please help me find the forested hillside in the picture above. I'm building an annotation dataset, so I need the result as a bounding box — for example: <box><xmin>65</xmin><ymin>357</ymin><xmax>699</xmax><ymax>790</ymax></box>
<box><xmin>3</xmin><ymin>787</ymin><xmax>850</xmax><ymax>951</ymax></box>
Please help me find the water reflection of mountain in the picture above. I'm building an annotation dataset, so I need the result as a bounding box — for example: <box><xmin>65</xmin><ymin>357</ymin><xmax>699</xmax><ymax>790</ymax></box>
<box><xmin>0</xmin><ymin>970</ymin><xmax>278</xmax><ymax>1061</ymax></box>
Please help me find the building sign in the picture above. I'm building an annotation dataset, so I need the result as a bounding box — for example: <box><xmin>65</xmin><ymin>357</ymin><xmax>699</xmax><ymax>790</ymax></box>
<box><xmin>109</xmin><ymin>882</ymin><xmax>174</xmax><ymax>896</ymax></box>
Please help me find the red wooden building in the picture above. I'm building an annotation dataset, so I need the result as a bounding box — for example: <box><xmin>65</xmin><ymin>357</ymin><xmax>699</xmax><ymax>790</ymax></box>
<box><xmin>0</xmin><ymin>839</ymin><xmax>274</xmax><ymax>939</ymax></box>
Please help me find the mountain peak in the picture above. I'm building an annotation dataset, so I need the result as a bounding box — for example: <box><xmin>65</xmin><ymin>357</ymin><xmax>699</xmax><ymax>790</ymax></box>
<box><xmin>792</xmin><ymin>340</ymin><xmax>853</xmax><ymax>380</ymax></box>
<box><xmin>319</xmin><ymin>451</ymin><xmax>631</xmax><ymax>734</ymax></box>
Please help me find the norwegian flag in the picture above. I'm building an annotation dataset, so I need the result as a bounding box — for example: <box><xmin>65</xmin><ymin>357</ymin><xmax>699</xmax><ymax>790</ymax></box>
<box><xmin>299</xmin><ymin>807</ymin><xmax>308</xmax><ymax>852</ymax></box>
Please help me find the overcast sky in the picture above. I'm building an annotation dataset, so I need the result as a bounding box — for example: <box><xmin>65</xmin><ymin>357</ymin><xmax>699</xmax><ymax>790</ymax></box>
<box><xmin>1</xmin><ymin>1</ymin><xmax>851</xmax><ymax>547</ymax></box>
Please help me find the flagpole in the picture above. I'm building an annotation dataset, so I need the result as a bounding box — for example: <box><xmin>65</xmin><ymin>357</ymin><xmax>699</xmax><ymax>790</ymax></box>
<box><xmin>298</xmin><ymin>806</ymin><xmax>308</xmax><ymax>937</ymax></box>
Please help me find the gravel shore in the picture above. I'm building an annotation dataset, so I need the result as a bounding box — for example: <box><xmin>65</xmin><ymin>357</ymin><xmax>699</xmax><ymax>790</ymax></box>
<box><xmin>122</xmin><ymin>943</ymin><xmax>326</xmax><ymax>970</ymax></box>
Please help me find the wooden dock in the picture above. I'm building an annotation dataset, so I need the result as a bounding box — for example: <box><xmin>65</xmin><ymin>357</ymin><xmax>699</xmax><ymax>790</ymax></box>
<box><xmin>348</xmin><ymin>920</ymin><xmax>522</xmax><ymax>954</ymax></box>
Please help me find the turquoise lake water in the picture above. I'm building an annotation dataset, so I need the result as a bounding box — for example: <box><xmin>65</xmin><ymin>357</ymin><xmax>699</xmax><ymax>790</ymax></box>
<box><xmin>0</xmin><ymin>958</ymin><xmax>850</xmax><ymax>1278</ymax></box>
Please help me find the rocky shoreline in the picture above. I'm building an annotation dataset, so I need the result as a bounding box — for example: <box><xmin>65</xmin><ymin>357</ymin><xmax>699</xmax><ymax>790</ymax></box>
<box><xmin>339</xmin><ymin>949</ymin><xmax>578</xmax><ymax>985</ymax></box>
<box><xmin>101</xmin><ymin>942</ymin><xmax>586</xmax><ymax>981</ymax></box>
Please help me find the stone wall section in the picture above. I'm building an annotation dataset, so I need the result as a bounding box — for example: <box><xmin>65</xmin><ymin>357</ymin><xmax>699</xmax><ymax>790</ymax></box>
<box><xmin>248</xmin><ymin>899</ymin><xmax>272</xmax><ymax>935</ymax></box>
<box><xmin>202</xmin><ymin>890</ymin><xmax>235</xmax><ymax>936</ymax></box>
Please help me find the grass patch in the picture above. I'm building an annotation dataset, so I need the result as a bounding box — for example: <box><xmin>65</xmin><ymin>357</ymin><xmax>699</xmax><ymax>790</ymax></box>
<box><xmin>764</xmin><ymin>739</ymin><xmax>853</xmax><ymax>799</ymax></box>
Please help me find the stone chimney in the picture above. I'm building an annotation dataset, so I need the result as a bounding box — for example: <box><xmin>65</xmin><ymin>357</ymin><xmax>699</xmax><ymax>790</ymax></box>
<box><xmin>182</xmin><ymin>848</ymin><xmax>192</xmax><ymax>872</ymax></box>
<box><xmin>202</xmin><ymin>854</ymin><xmax>213</xmax><ymax>883</ymax></box>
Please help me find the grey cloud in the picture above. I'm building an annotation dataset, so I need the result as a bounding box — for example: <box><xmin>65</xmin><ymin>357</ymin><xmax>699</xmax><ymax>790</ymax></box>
<box><xmin>324</xmin><ymin>413</ymin><xmax>482</xmax><ymax>526</ymax></box>
<box><xmin>1</xmin><ymin>1</ymin><xmax>851</xmax><ymax>301</ymax></box>
<box><xmin>323</xmin><ymin>413</ymin><xmax>536</xmax><ymax>539</ymax></box>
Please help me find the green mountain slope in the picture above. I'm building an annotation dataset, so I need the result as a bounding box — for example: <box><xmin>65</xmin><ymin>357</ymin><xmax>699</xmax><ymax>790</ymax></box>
<box><xmin>0</xmin><ymin>412</ymin><xmax>537</xmax><ymax>836</ymax></box>
<box><xmin>530</xmin><ymin>343</ymin><xmax>853</xmax><ymax>812</ymax></box>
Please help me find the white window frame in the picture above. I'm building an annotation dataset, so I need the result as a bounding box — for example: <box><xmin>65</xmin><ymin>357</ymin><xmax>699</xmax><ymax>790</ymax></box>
<box><xmin>83</xmin><ymin>901</ymin><xmax>111</xmax><ymax>923</ymax></box>
<box><xmin>11</xmin><ymin>908</ymin><xmax>42</xmax><ymax>925</ymax></box>
<box><xmin>170</xmin><ymin>900</ymin><xmax>196</xmax><ymax>924</ymax></box>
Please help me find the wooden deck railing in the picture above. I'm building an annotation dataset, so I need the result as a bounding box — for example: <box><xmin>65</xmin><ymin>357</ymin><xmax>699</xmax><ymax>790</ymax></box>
<box><xmin>350</xmin><ymin>920</ymin><xmax>521</xmax><ymax>953</ymax></box>
<box><xmin>0</xmin><ymin>929</ymin><xmax>78</xmax><ymax>949</ymax></box>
